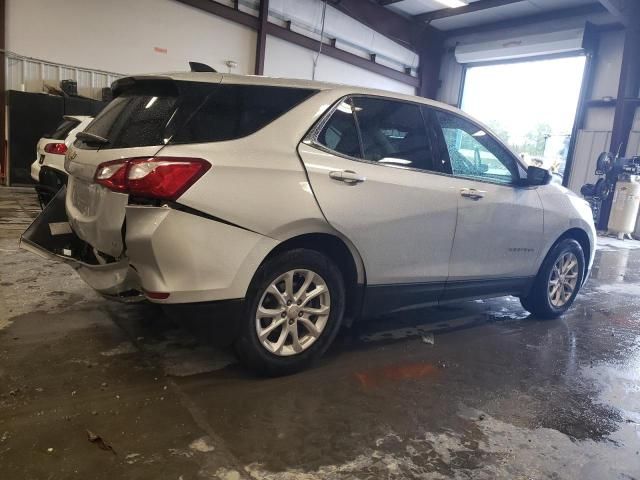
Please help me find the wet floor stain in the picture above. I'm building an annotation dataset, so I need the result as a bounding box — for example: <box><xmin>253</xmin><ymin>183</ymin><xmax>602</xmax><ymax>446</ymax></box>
<box><xmin>2</xmin><ymin>187</ymin><xmax>640</xmax><ymax>479</ymax></box>
<box><xmin>354</xmin><ymin>362</ymin><xmax>440</xmax><ymax>389</ymax></box>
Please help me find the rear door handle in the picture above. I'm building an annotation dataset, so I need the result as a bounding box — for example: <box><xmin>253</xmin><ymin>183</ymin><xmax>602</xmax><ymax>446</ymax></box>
<box><xmin>460</xmin><ymin>188</ymin><xmax>486</xmax><ymax>200</ymax></box>
<box><xmin>329</xmin><ymin>170</ymin><xmax>366</xmax><ymax>185</ymax></box>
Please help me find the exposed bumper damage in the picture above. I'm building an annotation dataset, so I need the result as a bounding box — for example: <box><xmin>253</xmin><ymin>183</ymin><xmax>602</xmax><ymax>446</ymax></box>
<box><xmin>20</xmin><ymin>187</ymin><xmax>279</xmax><ymax>305</ymax></box>
<box><xmin>19</xmin><ymin>187</ymin><xmax>144</xmax><ymax>302</ymax></box>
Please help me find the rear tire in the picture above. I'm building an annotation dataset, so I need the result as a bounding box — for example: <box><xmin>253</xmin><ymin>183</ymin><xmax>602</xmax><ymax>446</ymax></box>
<box><xmin>234</xmin><ymin>248</ymin><xmax>345</xmax><ymax>376</ymax></box>
<box><xmin>520</xmin><ymin>238</ymin><xmax>585</xmax><ymax>319</ymax></box>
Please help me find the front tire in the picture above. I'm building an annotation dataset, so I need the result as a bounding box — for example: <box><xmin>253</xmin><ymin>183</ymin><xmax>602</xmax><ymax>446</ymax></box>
<box><xmin>235</xmin><ymin>249</ymin><xmax>345</xmax><ymax>376</ymax></box>
<box><xmin>520</xmin><ymin>238</ymin><xmax>585</xmax><ymax>319</ymax></box>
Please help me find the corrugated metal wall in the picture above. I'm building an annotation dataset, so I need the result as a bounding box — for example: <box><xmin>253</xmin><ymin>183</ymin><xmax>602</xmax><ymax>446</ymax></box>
<box><xmin>6</xmin><ymin>53</ymin><xmax>121</xmax><ymax>100</ymax></box>
<box><xmin>567</xmin><ymin>31</ymin><xmax>624</xmax><ymax>193</ymax></box>
<box><xmin>437</xmin><ymin>49</ymin><xmax>464</xmax><ymax>106</ymax></box>
<box><xmin>567</xmin><ymin>130</ymin><xmax>612</xmax><ymax>191</ymax></box>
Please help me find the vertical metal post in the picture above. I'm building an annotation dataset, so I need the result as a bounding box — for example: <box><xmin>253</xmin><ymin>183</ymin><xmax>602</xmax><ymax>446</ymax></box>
<box><xmin>563</xmin><ymin>22</ymin><xmax>599</xmax><ymax>189</ymax></box>
<box><xmin>254</xmin><ymin>0</ymin><xmax>269</xmax><ymax>75</ymax></box>
<box><xmin>417</xmin><ymin>30</ymin><xmax>444</xmax><ymax>99</ymax></box>
<box><xmin>0</xmin><ymin>0</ymin><xmax>6</xmax><ymax>185</ymax></box>
<box><xmin>598</xmin><ymin>25</ymin><xmax>640</xmax><ymax>230</ymax></box>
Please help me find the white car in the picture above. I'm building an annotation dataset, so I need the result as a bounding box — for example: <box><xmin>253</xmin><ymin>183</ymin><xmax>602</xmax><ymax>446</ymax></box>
<box><xmin>21</xmin><ymin>72</ymin><xmax>595</xmax><ymax>375</ymax></box>
<box><xmin>31</xmin><ymin>116</ymin><xmax>93</xmax><ymax>199</ymax></box>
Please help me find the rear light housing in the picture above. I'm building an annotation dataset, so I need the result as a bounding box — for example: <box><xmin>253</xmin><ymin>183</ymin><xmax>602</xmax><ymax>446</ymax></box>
<box><xmin>94</xmin><ymin>157</ymin><xmax>210</xmax><ymax>200</ymax></box>
<box><xmin>44</xmin><ymin>143</ymin><xmax>68</xmax><ymax>155</ymax></box>
<box><xmin>144</xmin><ymin>290</ymin><xmax>170</xmax><ymax>300</ymax></box>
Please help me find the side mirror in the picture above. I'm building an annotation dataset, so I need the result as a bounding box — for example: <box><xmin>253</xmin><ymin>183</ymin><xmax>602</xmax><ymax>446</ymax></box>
<box><xmin>527</xmin><ymin>165</ymin><xmax>552</xmax><ymax>186</ymax></box>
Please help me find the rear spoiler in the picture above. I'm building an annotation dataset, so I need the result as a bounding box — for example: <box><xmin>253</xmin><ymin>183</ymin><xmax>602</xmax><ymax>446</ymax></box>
<box><xmin>111</xmin><ymin>76</ymin><xmax>175</xmax><ymax>97</ymax></box>
<box><xmin>112</xmin><ymin>62</ymin><xmax>217</xmax><ymax>96</ymax></box>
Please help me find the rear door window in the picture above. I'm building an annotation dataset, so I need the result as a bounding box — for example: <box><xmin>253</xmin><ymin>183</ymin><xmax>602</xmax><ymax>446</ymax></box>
<box><xmin>351</xmin><ymin>97</ymin><xmax>434</xmax><ymax>171</ymax></box>
<box><xmin>49</xmin><ymin>119</ymin><xmax>80</xmax><ymax>140</ymax></box>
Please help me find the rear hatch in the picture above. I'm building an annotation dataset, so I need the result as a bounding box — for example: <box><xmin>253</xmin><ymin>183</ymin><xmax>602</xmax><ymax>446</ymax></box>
<box><xmin>64</xmin><ymin>76</ymin><xmax>221</xmax><ymax>258</ymax></box>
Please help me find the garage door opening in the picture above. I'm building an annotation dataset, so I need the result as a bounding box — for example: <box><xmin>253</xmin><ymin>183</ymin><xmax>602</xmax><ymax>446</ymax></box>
<box><xmin>460</xmin><ymin>55</ymin><xmax>586</xmax><ymax>179</ymax></box>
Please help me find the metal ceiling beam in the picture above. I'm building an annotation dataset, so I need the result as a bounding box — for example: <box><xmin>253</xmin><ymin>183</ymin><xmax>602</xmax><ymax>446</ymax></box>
<box><xmin>444</xmin><ymin>3</ymin><xmax>608</xmax><ymax>37</ymax></box>
<box><xmin>415</xmin><ymin>0</ymin><xmax>526</xmax><ymax>23</ymax></box>
<box><xmin>326</xmin><ymin>0</ymin><xmax>445</xmax><ymax>98</ymax></box>
<box><xmin>376</xmin><ymin>0</ymin><xmax>405</xmax><ymax>5</ymax></box>
<box><xmin>264</xmin><ymin>23</ymin><xmax>420</xmax><ymax>87</ymax></box>
<box><xmin>176</xmin><ymin>0</ymin><xmax>259</xmax><ymax>29</ymax></box>
<box><xmin>327</xmin><ymin>0</ymin><xmax>431</xmax><ymax>52</ymax></box>
<box><xmin>174</xmin><ymin>0</ymin><xmax>420</xmax><ymax>87</ymax></box>
<box><xmin>598</xmin><ymin>0</ymin><xmax>640</xmax><ymax>26</ymax></box>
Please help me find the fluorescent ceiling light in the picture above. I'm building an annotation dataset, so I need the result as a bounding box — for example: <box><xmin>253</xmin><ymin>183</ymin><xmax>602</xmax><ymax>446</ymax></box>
<box><xmin>145</xmin><ymin>96</ymin><xmax>158</xmax><ymax>109</ymax></box>
<box><xmin>433</xmin><ymin>0</ymin><xmax>468</xmax><ymax>8</ymax></box>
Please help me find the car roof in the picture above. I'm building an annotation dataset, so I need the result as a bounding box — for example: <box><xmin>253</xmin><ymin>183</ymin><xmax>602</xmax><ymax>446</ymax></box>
<box><xmin>114</xmin><ymin>71</ymin><xmax>524</xmax><ymax>169</ymax></box>
<box><xmin>119</xmin><ymin>71</ymin><xmax>455</xmax><ymax>113</ymax></box>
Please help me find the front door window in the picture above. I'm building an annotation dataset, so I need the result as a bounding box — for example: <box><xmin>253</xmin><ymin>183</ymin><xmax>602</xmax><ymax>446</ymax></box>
<box><xmin>433</xmin><ymin>110</ymin><xmax>520</xmax><ymax>185</ymax></box>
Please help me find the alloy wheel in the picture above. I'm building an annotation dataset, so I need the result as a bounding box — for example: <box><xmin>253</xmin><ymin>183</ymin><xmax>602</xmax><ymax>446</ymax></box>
<box><xmin>548</xmin><ymin>252</ymin><xmax>579</xmax><ymax>308</ymax></box>
<box><xmin>255</xmin><ymin>269</ymin><xmax>331</xmax><ymax>356</ymax></box>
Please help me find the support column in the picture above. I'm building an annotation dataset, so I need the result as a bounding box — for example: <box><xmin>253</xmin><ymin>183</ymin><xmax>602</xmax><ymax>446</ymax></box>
<box><xmin>597</xmin><ymin>25</ymin><xmax>640</xmax><ymax>229</ymax></box>
<box><xmin>417</xmin><ymin>30</ymin><xmax>444</xmax><ymax>99</ymax></box>
<box><xmin>0</xmin><ymin>0</ymin><xmax>5</xmax><ymax>185</ymax></box>
<box><xmin>563</xmin><ymin>22</ymin><xmax>600</xmax><ymax>189</ymax></box>
<box><xmin>254</xmin><ymin>0</ymin><xmax>269</xmax><ymax>75</ymax></box>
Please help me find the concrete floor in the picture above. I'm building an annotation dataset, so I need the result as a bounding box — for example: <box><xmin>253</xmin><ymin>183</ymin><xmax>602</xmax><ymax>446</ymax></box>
<box><xmin>1</xmin><ymin>187</ymin><xmax>640</xmax><ymax>480</ymax></box>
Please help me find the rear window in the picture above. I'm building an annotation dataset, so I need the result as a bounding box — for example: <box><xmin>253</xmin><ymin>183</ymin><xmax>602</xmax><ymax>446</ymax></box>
<box><xmin>78</xmin><ymin>82</ymin><xmax>179</xmax><ymax>149</ymax></box>
<box><xmin>76</xmin><ymin>81</ymin><xmax>317</xmax><ymax>149</ymax></box>
<box><xmin>49</xmin><ymin>119</ymin><xmax>80</xmax><ymax>140</ymax></box>
<box><xmin>172</xmin><ymin>85</ymin><xmax>316</xmax><ymax>144</ymax></box>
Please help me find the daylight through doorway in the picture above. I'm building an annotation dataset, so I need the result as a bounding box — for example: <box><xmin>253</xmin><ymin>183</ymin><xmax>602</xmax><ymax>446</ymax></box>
<box><xmin>461</xmin><ymin>55</ymin><xmax>587</xmax><ymax>178</ymax></box>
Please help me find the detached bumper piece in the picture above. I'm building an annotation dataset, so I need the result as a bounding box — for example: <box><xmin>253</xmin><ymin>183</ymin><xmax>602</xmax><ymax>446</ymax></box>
<box><xmin>20</xmin><ymin>187</ymin><xmax>144</xmax><ymax>302</ymax></box>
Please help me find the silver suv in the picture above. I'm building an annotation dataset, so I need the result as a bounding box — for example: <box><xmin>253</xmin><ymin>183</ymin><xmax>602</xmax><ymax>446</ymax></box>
<box><xmin>22</xmin><ymin>72</ymin><xmax>596</xmax><ymax>375</ymax></box>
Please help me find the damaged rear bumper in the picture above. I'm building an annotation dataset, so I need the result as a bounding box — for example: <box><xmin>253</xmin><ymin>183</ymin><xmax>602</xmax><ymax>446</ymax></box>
<box><xmin>21</xmin><ymin>187</ymin><xmax>280</xmax><ymax>305</ymax></box>
<box><xmin>19</xmin><ymin>187</ymin><xmax>144</xmax><ymax>302</ymax></box>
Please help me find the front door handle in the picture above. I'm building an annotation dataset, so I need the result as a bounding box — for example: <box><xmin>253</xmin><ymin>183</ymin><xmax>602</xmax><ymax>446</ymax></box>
<box><xmin>329</xmin><ymin>170</ymin><xmax>366</xmax><ymax>185</ymax></box>
<box><xmin>460</xmin><ymin>188</ymin><xmax>486</xmax><ymax>200</ymax></box>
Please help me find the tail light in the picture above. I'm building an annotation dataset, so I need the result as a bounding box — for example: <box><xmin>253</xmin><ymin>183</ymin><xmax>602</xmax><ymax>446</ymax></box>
<box><xmin>94</xmin><ymin>157</ymin><xmax>210</xmax><ymax>200</ymax></box>
<box><xmin>144</xmin><ymin>290</ymin><xmax>170</xmax><ymax>300</ymax></box>
<box><xmin>44</xmin><ymin>143</ymin><xmax>68</xmax><ymax>155</ymax></box>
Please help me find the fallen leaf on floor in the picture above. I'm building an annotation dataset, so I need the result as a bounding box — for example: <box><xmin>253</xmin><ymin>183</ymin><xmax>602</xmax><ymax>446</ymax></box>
<box><xmin>189</xmin><ymin>436</ymin><xmax>215</xmax><ymax>453</ymax></box>
<box><xmin>422</xmin><ymin>333</ymin><xmax>435</xmax><ymax>345</ymax></box>
<box><xmin>87</xmin><ymin>429</ymin><xmax>116</xmax><ymax>455</ymax></box>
